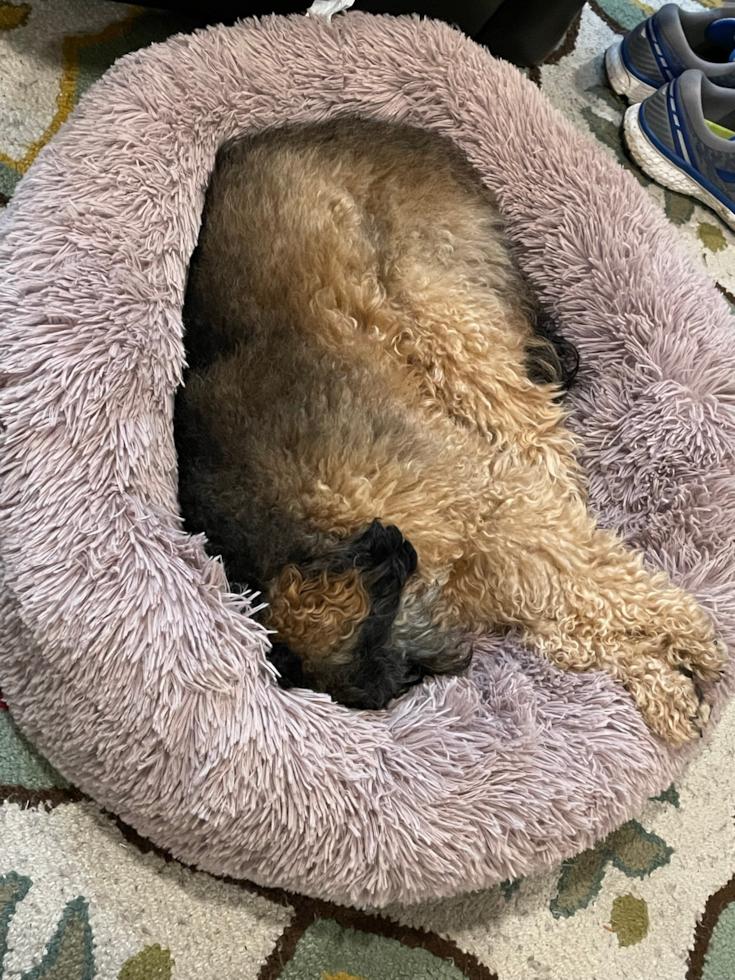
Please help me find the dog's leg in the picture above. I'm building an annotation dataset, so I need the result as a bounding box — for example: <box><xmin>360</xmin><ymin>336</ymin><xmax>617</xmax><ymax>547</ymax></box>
<box><xmin>526</xmin><ymin>528</ymin><xmax>724</xmax><ymax>745</ymax></box>
<box><xmin>441</xmin><ymin>457</ymin><xmax>726</xmax><ymax>745</ymax></box>
<box><xmin>364</xmin><ymin>270</ymin><xmax>725</xmax><ymax>743</ymax></box>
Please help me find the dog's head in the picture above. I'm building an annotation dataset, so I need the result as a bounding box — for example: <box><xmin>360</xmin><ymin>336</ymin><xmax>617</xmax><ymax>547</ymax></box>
<box><xmin>265</xmin><ymin>519</ymin><xmax>472</xmax><ymax>708</ymax></box>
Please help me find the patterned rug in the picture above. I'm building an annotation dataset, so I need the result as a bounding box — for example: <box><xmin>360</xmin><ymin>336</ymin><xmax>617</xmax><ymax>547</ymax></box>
<box><xmin>1</xmin><ymin>2</ymin><xmax>734</xmax><ymax>978</ymax></box>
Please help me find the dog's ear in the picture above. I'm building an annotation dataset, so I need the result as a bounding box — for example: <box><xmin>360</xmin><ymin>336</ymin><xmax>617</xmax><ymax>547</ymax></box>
<box><xmin>345</xmin><ymin>519</ymin><xmax>418</xmax><ymax>578</ymax></box>
<box><xmin>357</xmin><ymin>524</ymin><xmax>418</xmax><ymax>651</ymax></box>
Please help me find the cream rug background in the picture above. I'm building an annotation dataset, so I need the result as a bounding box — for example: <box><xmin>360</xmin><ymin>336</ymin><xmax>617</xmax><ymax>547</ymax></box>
<box><xmin>0</xmin><ymin>1</ymin><xmax>734</xmax><ymax>978</ymax></box>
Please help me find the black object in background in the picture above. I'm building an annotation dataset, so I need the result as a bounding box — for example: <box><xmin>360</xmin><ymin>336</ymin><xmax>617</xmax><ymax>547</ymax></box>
<box><xmin>357</xmin><ymin>0</ymin><xmax>504</xmax><ymax>37</ymax></box>
<box><xmin>104</xmin><ymin>0</ymin><xmax>585</xmax><ymax>66</ymax></box>
<box><xmin>476</xmin><ymin>0</ymin><xmax>586</xmax><ymax>65</ymax></box>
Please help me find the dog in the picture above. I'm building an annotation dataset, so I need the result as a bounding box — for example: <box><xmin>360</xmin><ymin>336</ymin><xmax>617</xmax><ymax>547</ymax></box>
<box><xmin>174</xmin><ymin>117</ymin><xmax>725</xmax><ymax>743</ymax></box>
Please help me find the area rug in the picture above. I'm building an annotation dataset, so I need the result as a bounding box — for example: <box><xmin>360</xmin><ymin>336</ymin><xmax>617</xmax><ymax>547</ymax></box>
<box><xmin>0</xmin><ymin>1</ymin><xmax>734</xmax><ymax>978</ymax></box>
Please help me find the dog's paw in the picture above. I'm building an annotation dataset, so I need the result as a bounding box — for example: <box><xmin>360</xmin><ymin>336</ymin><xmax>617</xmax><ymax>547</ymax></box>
<box><xmin>667</xmin><ymin>634</ymin><xmax>727</xmax><ymax>685</ymax></box>
<box><xmin>625</xmin><ymin>658</ymin><xmax>715</xmax><ymax>746</ymax></box>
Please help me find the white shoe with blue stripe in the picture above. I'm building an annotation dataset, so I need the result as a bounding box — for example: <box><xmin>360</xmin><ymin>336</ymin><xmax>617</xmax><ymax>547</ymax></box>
<box><xmin>624</xmin><ymin>69</ymin><xmax>735</xmax><ymax>231</ymax></box>
<box><xmin>606</xmin><ymin>3</ymin><xmax>735</xmax><ymax>104</ymax></box>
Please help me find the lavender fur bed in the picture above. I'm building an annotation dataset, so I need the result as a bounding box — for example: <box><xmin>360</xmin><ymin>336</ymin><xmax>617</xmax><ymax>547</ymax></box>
<box><xmin>0</xmin><ymin>13</ymin><xmax>734</xmax><ymax>908</ymax></box>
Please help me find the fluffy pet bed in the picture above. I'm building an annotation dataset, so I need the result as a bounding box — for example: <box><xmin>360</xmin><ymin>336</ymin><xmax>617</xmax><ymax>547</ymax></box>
<box><xmin>0</xmin><ymin>13</ymin><xmax>733</xmax><ymax>908</ymax></box>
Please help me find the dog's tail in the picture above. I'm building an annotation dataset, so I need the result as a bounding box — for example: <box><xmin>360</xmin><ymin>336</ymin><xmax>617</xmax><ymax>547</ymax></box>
<box><xmin>266</xmin><ymin>519</ymin><xmax>469</xmax><ymax>708</ymax></box>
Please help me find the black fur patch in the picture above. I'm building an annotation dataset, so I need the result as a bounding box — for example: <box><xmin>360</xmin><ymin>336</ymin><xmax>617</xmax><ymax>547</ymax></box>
<box><xmin>526</xmin><ymin>313</ymin><xmax>580</xmax><ymax>393</ymax></box>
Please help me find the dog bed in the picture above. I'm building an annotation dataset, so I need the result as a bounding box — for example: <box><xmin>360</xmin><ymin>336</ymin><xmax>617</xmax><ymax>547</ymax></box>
<box><xmin>0</xmin><ymin>13</ymin><xmax>733</xmax><ymax>908</ymax></box>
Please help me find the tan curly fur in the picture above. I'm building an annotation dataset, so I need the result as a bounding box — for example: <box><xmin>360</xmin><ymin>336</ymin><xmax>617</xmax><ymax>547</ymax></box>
<box><xmin>266</xmin><ymin>567</ymin><xmax>370</xmax><ymax>667</ymax></box>
<box><xmin>175</xmin><ymin>118</ymin><xmax>726</xmax><ymax>744</ymax></box>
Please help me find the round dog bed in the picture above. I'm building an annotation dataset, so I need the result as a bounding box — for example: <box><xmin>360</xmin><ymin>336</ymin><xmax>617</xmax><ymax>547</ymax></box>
<box><xmin>0</xmin><ymin>13</ymin><xmax>733</xmax><ymax>908</ymax></box>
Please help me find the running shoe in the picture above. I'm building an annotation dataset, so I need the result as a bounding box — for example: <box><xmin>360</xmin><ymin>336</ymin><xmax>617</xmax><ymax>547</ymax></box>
<box><xmin>606</xmin><ymin>4</ymin><xmax>735</xmax><ymax>104</ymax></box>
<box><xmin>624</xmin><ymin>69</ymin><xmax>735</xmax><ymax>230</ymax></box>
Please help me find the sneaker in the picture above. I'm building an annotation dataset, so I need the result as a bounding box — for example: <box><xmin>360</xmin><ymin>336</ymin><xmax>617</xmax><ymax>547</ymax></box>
<box><xmin>624</xmin><ymin>69</ymin><xmax>735</xmax><ymax>231</ymax></box>
<box><xmin>606</xmin><ymin>3</ymin><xmax>735</xmax><ymax>104</ymax></box>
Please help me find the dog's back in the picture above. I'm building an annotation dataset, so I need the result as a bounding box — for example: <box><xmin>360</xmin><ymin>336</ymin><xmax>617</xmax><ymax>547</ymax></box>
<box><xmin>175</xmin><ymin>118</ymin><xmax>565</xmax><ymax>707</ymax></box>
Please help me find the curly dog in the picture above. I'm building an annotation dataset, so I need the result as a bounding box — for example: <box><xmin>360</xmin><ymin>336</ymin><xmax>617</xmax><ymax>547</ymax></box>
<box><xmin>174</xmin><ymin>118</ymin><xmax>725</xmax><ymax>743</ymax></box>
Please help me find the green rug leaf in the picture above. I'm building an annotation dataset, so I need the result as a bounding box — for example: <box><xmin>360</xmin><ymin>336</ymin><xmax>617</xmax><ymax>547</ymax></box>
<box><xmin>0</xmin><ymin>709</ymin><xmax>69</xmax><ymax>789</ymax></box>
<box><xmin>279</xmin><ymin>920</ymin><xmax>466</xmax><ymax>980</ymax></box>
<box><xmin>0</xmin><ymin>2</ymin><xmax>30</xmax><ymax>32</ymax></box>
<box><xmin>702</xmin><ymin>899</ymin><xmax>735</xmax><ymax>980</ymax></box>
<box><xmin>698</xmin><ymin>222</ymin><xmax>728</xmax><ymax>254</ymax></box>
<box><xmin>650</xmin><ymin>783</ymin><xmax>680</xmax><ymax>807</ymax></box>
<box><xmin>0</xmin><ymin>872</ymin><xmax>32</xmax><ymax>972</ymax></box>
<box><xmin>23</xmin><ymin>896</ymin><xmax>95</xmax><ymax>980</ymax></box>
<box><xmin>664</xmin><ymin>189</ymin><xmax>695</xmax><ymax>226</ymax></box>
<box><xmin>119</xmin><ymin>944</ymin><xmax>174</xmax><ymax>980</ymax></box>
<box><xmin>610</xmin><ymin>894</ymin><xmax>649</xmax><ymax>947</ymax></box>
<box><xmin>550</xmin><ymin>847</ymin><xmax>608</xmax><ymax>918</ymax></box>
<box><xmin>551</xmin><ymin>821</ymin><xmax>672</xmax><ymax>918</ymax></box>
<box><xmin>607</xmin><ymin>821</ymin><xmax>673</xmax><ymax>878</ymax></box>
<box><xmin>0</xmin><ymin>160</ymin><xmax>21</xmax><ymax>200</ymax></box>
<box><xmin>594</xmin><ymin>0</ymin><xmax>653</xmax><ymax>33</ymax></box>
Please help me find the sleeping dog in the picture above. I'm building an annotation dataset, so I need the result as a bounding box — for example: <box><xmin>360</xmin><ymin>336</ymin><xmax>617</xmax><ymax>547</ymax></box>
<box><xmin>174</xmin><ymin>118</ymin><xmax>724</xmax><ymax>743</ymax></box>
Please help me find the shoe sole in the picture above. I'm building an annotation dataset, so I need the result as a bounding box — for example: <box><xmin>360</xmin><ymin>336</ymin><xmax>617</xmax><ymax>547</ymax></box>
<box><xmin>624</xmin><ymin>103</ymin><xmax>735</xmax><ymax>232</ymax></box>
<box><xmin>605</xmin><ymin>39</ymin><xmax>659</xmax><ymax>104</ymax></box>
